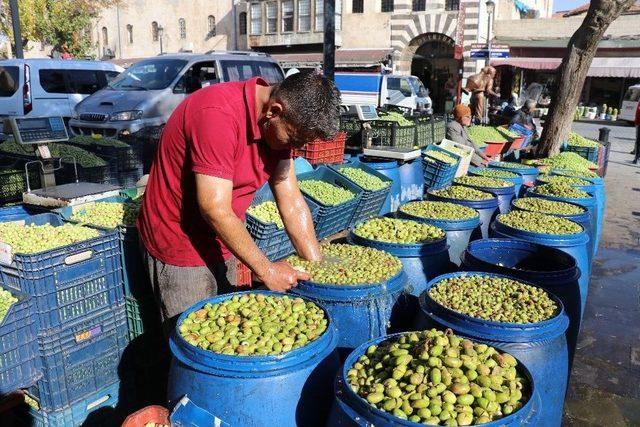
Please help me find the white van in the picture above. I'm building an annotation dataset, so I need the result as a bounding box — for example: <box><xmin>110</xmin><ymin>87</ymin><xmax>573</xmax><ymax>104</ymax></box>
<box><xmin>620</xmin><ymin>84</ymin><xmax>640</xmax><ymax>122</ymax></box>
<box><xmin>334</xmin><ymin>72</ymin><xmax>433</xmax><ymax>114</ymax></box>
<box><xmin>0</xmin><ymin>59</ymin><xmax>123</xmax><ymax>121</ymax></box>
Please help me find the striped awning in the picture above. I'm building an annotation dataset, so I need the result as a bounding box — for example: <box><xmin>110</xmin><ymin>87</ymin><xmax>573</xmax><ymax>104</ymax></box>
<box><xmin>491</xmin><ymin>57</ymin><xmax>640</xmax><ymax>78</ymax></box>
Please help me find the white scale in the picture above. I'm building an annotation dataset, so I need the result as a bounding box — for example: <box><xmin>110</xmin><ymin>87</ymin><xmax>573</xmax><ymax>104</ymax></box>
<box><xmin>3</xmin><ymin>117</ymin><xmax>121</xmax><ymax>208</ymax></box>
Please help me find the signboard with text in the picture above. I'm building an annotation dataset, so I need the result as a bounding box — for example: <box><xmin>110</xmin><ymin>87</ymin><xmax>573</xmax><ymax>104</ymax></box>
<box><xmin>470</xmin><ymin>43</ymin><xmax>510</xmax><ymax>59</ymax></box>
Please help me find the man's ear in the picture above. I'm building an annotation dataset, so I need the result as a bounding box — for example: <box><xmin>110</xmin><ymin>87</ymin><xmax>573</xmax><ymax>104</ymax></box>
<box><xmin>266</xmin><ymin>101</ymin><xmax>284</xmax><ymax>119</ymax></box>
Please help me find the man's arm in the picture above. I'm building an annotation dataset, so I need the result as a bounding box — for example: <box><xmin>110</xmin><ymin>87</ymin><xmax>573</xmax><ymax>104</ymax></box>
<box><xmin>195</xmin><ymin>174</ymin><xmax>309</xmax><ymax>291</ymax></box>
<box><xmin>270</xmin><ymin>158</ymin><xmax>322</xmax><ymax>262</ymax></box>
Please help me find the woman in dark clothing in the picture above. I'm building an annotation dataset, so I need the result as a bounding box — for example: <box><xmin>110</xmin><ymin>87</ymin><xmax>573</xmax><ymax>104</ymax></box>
<box><xmin>446</xmin><ymin>104</ymin><xmax>490</xmax><ymax>166</ymax></box>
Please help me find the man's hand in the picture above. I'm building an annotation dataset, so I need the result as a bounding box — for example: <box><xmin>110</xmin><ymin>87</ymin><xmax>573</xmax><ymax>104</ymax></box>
<box><xmin>256</xmin><ymin>261</ymin><xmax>311</xmax><ymax>292</ymax></box>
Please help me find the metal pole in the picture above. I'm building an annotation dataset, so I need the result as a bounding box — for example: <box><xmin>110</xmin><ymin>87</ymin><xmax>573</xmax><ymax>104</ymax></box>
<box><xmin>323</xmin><ymin>0</ymin><xmax>335</xmax><ymax>81</ymax></box>
<box><xmin>116</xmin><ymin>5</ymin><xmax>122</xmax><ymax>58</ymax></box>
<box><xmin>485</xmin><ymin>10</ymin><xmax>492</xmax><ymax>124</ymax></box>
<box><xmin>9</xmin><ymin>0</ymin><xmax>23</xmax><ymax>58</ymax></box>
<box><xmin>232</xmin><ymin>0</ymin><xmax>238</xmax><ymax>50</ymax></box>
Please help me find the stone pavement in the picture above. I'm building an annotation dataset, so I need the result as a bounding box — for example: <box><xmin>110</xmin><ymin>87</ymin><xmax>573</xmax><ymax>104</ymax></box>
<box><xmin>561</xmin><ymin>121</ymin><xmax>640</xmax><ymax>426</ymax></box>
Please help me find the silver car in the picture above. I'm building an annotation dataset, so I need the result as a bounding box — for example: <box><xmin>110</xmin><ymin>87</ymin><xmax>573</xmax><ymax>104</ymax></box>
<box><xmin>69</xmin><ymin>52</ymin><xmax>284</xmax><ymax>139</ymax></box>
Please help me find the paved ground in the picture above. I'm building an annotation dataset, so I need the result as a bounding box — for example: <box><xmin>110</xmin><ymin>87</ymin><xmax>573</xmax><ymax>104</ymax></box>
<box><xmin>561</xmin><ymin>121</ymin><xmax>640</xmax><ymax>426</ymax></box>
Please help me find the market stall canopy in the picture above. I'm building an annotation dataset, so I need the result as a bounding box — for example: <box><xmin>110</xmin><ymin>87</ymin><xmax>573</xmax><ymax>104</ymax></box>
<box><xmin>490</xmin><ymin>57</ymin><xmax>640</xmax><ymax>78</ymax></box>
<box><xmin>271</xmin><ymin>49</ymin><xmax>393</xmax><ymax>69</ymax></box>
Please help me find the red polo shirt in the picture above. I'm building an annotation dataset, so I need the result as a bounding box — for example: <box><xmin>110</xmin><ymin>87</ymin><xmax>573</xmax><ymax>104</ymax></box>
<box><xmin>138</xmin><ymin>77</ymin><xmax>290</xmax><ymax>266</ymax></box>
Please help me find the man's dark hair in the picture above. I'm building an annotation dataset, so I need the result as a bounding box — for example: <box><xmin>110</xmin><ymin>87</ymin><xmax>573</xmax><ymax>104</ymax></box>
<box><xmin>271</xmin><ymin>70</ymin><xmax>342</xmax><ymax>140</ymax></box>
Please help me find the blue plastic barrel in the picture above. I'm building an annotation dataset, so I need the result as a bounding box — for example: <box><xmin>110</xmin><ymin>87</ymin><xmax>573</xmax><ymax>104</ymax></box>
<box><xmin>469</xmin><ymin>167</ymin><xmax>525</xmax><ymax>197</ymax></box>
<box><xmin>293</xmin><ymin>156</ymin><xmax>315</xmax><ymax>175</ymax></box>
<box><xmin>398</xmin><ymin>158</ymin><xmax>424</xmax><ymax>204</ymax></box>
<box><xmin>488</xmin><ymin>162</ymin><xmax>539</xmax><ymax>184</ymax></box>
<box><xmin>461</xmin><ymin>239</ymin><xmax>582</xmax><ymax>367</ymax></box>
<box><xmin>328</xmin><ymin>332</ymin><xmax>541</xmax><ymax>427</ymax></box>
<box><xmin>417</xmin><ymin>271</ymin><xmax>570</xmax><ymax>427</ymax></box>
<box><xmin>167</xmin><ymin>291</ymin><xmax>340</xmax><ymax>427</ymax></box>
<box><xmin>491</xmin><ymin>217</ymin><xmax>591</xmax><ymax>322</ymax></box>
<box><xmin>291</xmin><ymin>268</ymin><xmax>407</xmax><ymax>355</ymax></box>
<box><xmin>458</xmin><ymin>182</ymin><xmax>516</xmax><ymax>215</ymax></box>
<box><xmin>397</xmin><ymin>207</ymin><xmax>481</xmax><ymax>266</ymax></box>
<box><xmin>359</xmin><ymin>156</ymin><xmax>401</xmax><ymax>214</ymax></box>
<box><xmin>426</xmin><ymin>188</ymin><xmax>499</xmax><ymax>239</ymax></box>
<box><xmin>525</xmin><ymin>188</ymin><xmax>598</xmax><ymax>257</ymax></box>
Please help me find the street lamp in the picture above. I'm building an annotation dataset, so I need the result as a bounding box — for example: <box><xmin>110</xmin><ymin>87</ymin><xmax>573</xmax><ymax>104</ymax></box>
<box><xmin>158</xmin><ymin>25</ymin><xmax>164</xmax><ymax>55</ymax></box>
<box><xmin>485</xmin><ymin>0</ymin><xmax>495</xmax><ymax>124</ymax></box>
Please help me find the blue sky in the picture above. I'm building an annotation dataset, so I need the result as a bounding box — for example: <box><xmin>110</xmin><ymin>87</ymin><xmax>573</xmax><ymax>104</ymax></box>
<box><xmin>553</xmin><ymin>0</ymin><xmax>587</xmax><ymax>11</ymax></box>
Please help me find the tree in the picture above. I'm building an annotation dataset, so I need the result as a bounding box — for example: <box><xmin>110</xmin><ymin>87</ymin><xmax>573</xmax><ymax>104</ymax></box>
<box><xmin>538</xmin><ymin>0</ymin><xmax>636</xmax><ymax>156</ymax></box>
<box><xmin>0</xmin><ymin>0</ymin><xmax>120</xmax><ymax>58</ymax></box>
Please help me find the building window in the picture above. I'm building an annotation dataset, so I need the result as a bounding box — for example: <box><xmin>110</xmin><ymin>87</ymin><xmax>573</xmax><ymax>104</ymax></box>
<box><xmin>381</xmin><ymin>0</ymin><xmax>394</xmax><ymax>12</ymax></box>
<box><xmin>335</xmin><ymin>0</ymin><xmax>342</xmax><ymax>30</ymax></box>
<box><xmin>239</xmin><ymin>12</ymin><xmax>247</xmax><ymax>35</ymax></box>
<box><xmin>250</xmin><ymin>3</ymin><xmax>262</xmax><ymax>35</ymax></box>
<box><xmin>315</xmin><ymin>0</ymin><xmax>323</xmax><ymax>31</ymax></box>
<box><xmin>208</xmin><ymin>15</ymin><xmax>216</xmax><ymax>36</ymax></box>
<box><xmin>126</xmin><ymin>24</ymin><xmax>133</xmax><ymax>43</ymax></box>
<box><xmin>282</xmin><ymin>0</ymin><xmax>294</xmax><ymax>32</ymax></box>
<box><xmin>298</xmin><ymin>0</ymin><xmax>311</xmax><ymax>31</ymax></box>
<box><xmin>151</xmin><ymin>22</ymin><xmax>159</xmax><ymax>41</ymax></box>
<box><xmin>412</xmin><ymin>0</ymin><xmax>426</xmax><ymax>11</ymax></box>
<box><xmin>178</xmin><ymin>18</ymin><xmax>186</xmax><ymax>39</ymax></box>
<box><xmin>101</xmin><ymin>27</ymin><xmax>108</xmax><ymax>45</ymax></box>
<box><xmin>352</xmin><ymin>0</ymin><xmax>364</xmax><ymax>13</ymax></box>
<box><xmin>266</xmin><ymin>2</ymin><xmax>277</xmax><ymax>33</ymax></box>
<box><xmin>445</xmin><ymin>0</ymin><xmax>459</xmax><ymax>10</ymax></box>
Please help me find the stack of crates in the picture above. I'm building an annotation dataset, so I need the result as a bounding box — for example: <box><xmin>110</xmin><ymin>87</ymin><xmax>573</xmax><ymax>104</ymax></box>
<box><xmin>422</xmin><ymin>145</ymin><xmax>461</xmax><ymax>190</ymax></box>
<box><xmin>0</xmin><ymin>213</ymin><xmax>129</xmax><ymax>425</ymax></box>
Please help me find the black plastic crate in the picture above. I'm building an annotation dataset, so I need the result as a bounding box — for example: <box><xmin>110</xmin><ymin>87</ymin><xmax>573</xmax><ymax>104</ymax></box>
<box><xmin>339</xmin><ymin>114</ymin><xmax>363</xmax><ymax>146</ymax></box>
<box><xmin>0</xmin><ymin>160</ymin><xmax>41</xmax><ymax>205</ymax></box>
<box><xmin>369</xmin><ymin>120</ymin><xmax>416</xmax><ymax>148</ymax></box>
<box><xmin>413</xmin><ymin>116</ymin><xmax>434</xmax><ymax>148</ymax></box>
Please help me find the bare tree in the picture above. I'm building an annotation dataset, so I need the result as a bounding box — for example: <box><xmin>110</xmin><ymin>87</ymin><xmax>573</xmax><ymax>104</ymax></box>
<box><xmin>538</xmin><ymin>0</ymin><xmax>636</xmax><ymax>156</ymax></box>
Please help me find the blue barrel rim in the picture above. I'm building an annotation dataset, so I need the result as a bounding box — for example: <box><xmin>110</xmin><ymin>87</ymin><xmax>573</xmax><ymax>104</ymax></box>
<box><xmin>397</xmin><ymin>201</ymin><xmax>481</xmax><ymax>225</ymax></box>
<box><xmin>550</xmin><ymin>169</ymin><xmax>604</xmax><ymax>185</ymax></box>
<box><xmin>488</xmin><ymin>162</ymin><xmax>539</xmax><ymax>175</ymax></box>
<box><xmin>358</xmin><ymin>156</ymin><xmax>399</xmax><ymax>168</ymax></box>
<box><xmin>456</xmin><ymin>180</ymin><xmax>517</xmax><ymax>195</ymax></box>
<box><xmin>335</xmin><ymin>330</ymin><xmax>539</xmax><ymax>427</ymax></box>
<box><xmin>461</xmin><ymin>238</ymin><xmax>581</xmax><ymax>283</ymax></box>
<box><xmin>169</xmin><ymin>290</ymin><xmax>339</xmax><ymax>376</ymax></box>
<box><xmin>494</xmin><ymin>213</ymin><xmax>589</xmax><ymax>242</ymax></box>
<box><xmin>426</xmin><ymin>187</ymin><xmax>499</xmax><ymax>209</ymax></box>
<box><xmin>293</xmin><ymin>268</ymin><xmax>408</xmax><ymax>300</ymax></box>
<box><xmin>469</xmin><ymin>167</ymin><xmax>525</xmax><ymax>182</ymax></box>
<box><xmin>397</xmin><ymin>210</ymin><xmax>482</xmax><ymax>231</ymax></box>
<box><xmin>525</xmin><ymin>187</ymin><xmax>596</xmax><ymax>204</ymax></box>
<box><xmin>535</xmin><ymin>177</ymin><xmax>598</xmax><ymax>196</ymax></box>
<box><xmin>511</xmin><ymin>197</ymin><xmax>588</xmax><ymax>219</ymax></box>
<box><xmin>419</xmin><ymin>271</ymin><xmax>570</xmax><ymax>340</ymax></box>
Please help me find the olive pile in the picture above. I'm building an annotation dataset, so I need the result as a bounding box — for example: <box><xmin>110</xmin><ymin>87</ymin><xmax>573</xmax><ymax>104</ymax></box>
<box><xmin>354</xmin><ymin>217</ymin><xmax>445</xmax><ymax>244</ymax></box>
<box><xmin>444</xmin><ymin>146</ymin><xmax>469</xmax><ymax>158</ymax></box>
<box><xmin>551</xmin><ymin>168</ymin><xmax>598</xmax><ymax>178</ymax></box>
<box><xmin>428</xmin><ymin>275</ymin><xmax>558</xmax><ymax>323</ymax></box>
<box><xmin>537</xmin><ymin>175</ymin><xmax>590</xmax><ymax>187</ymax></box>
<box><xmin>512</xmin><ymin>198</ymin><xmax>585</xmax><ymax>216</ymax></box>
<box><xmin>348</xmin><ymin>328</ymin><xmax>530</xmax><ymax>425</ymax></box>
<box><xmin>247</xmin><ymin>201</ymin><xmax>284</xmax><ymax>229</ymax></box>
<box><xmin>69</xmin><ymin>135</ymin><xmax>131</xmax><ymax>148</ymax></box>
<box><xmin>70</xmin><ymin>201</ymin><xmax>140</xmax><ymax>229</ymax></box>
<box><xmin>431</xmin><ymin>186</ymin><xmax>494</xmax><ymax>201</ymax></box>
<box><xmin>0</xmin><ymin>140</ymin><xmax>107</xmax><ymax>168</ymax></box>
<box><xmin>178</xmin><ymin>293</ymin><xmax>328</xmax><ymax>356</ymax></box>
<box><xmin>400</xmin><ymin>201</ymin><xmax>479</xmax><ymax>221</ymax></box>
<box><xmin>532</xmin><ymin>183</ymin><xmax>590</xmax><ymax>199</ymax></box>
<box><xmin>0</xmin><ymin>288</ymin><xmax>18</xmax><ymax>323</ymax></box>
<box><xmin>286</xmin><ymin>243</ymin><xmax>402</xmax><ymax>285</ymax></box>
<box><xmin>299</xmin><ymin>179</ymin><xmax>356</xmax><ymax>206</ymax></box>
<box><xmin>472</xmin><ymin>169</ymin><xmax>519</xmax><ymax>179</ymax></box>
<box><xmin>338</xmin><ymin>167</ymin><xmax>390</xmax><ymax>191</ymax></box>
<box><xmin>490</xmin><ymin>161</ymin><xmax>524</xmax><ymax>170</ymax></box>
<box><xmin>567</xmin><ymin>132</ymin><xmax>601</xmax><ymax>148</ymax></box>
<box><xmin>467</xmin><ymin>126</ymin><xmax>516</xmax><ymax>145</ymax></box>
<box><xmin>455</xmin><ymin>176</ymin><xmax>513</xmax><ymax>189</ymax></box>
<box><xmin>537</xmin><ymin>152</ymin><xmax>597</xmax><ymax>172</ymax></box>
<box><xmin>377</xmin><ymin>111</ymin><xmax>415</xmax><ymax>127</ymax></box>
<box><xmin>498</xmin><ymin>210</ymin><xmax>582</xmax><ymax>234</ymax></box>
<box><xmin>0</xmin><ymin>223</ymin><xmax>100</xmax><ymax>254</ymax></box>
<box><xmin>424</xmin><ymin>151</ymin><xmax>457</xmax><ymax>165</ymax></box>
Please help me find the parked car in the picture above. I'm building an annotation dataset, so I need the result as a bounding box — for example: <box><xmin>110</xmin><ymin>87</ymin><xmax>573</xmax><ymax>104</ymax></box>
<box><xmin>69</xmin><ymin>52</ymin><xmax>284</xmax><ymax>140</ymax></box>
<box><xmin>334</xmin><ymin>72</ymin><xmax>433</xmax><ymax>114</ymax></box>
<box><xmin>0</xmin><ymin>59</ymin><xmax>123</xmax><ymax>121</ymax></box>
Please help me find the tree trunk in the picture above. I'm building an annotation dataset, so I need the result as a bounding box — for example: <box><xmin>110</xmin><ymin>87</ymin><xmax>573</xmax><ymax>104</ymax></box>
<box><xmin>538</xmin><ymin>0</ymin><xmax>636</xmax><ymax>156</ymax></box>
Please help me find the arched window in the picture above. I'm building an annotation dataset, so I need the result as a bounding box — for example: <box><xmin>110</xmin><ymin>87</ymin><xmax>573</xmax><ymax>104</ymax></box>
<box><xmin>152</xmin><ymin>21</ymin><xmax>159</xmax><ymax>41</ymax></box>
<box><xmin>179</xmin><ymin>18</ymin><xmax>186</xmax><ymax>39</ymax></box>
<box><xmin>208</xmin><ymin>15</ymin><xmax>216</xmax><ymax>36</ymax></box>
<box><xmin>239</xmin><ymin>12</ymin><xmax>247</xmax><ymax>35</ymax></box>
<box><xmin>126</xmin><ymin>24</ymin><xmax>133</xmax><ymax>43</ymax></box>
<box><xmin>102</xmin><ymin>27</ymin><xmax>108</xmax><ymax>46</ymax></box>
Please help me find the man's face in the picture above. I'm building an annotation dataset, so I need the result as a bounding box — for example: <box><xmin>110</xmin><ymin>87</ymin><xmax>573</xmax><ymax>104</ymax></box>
<box><xmin>261</xmin><ymin>101</ymin><xmax>317</xmax><ymax>150</ymax></box>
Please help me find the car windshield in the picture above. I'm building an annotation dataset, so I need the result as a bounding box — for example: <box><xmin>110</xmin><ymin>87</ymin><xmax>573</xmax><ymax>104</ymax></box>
<box><xmin>109</xmin><ymin>59</ymin><xmax>187</xmax><ymax>90</ymax></box>
<box><xmin>408</xmin><ymin>77</ymin><xmax>429</xmax><ymax>97</ymax></box>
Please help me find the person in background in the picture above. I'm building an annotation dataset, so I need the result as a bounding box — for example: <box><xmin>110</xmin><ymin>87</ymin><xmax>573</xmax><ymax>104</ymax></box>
<box><xmin>633</xmin><ymin>101</ymin><xmax>640</xmax><ymax>164</ymax></box>
<box><xmin>446</xmin><ymin>104</ymin><xmax>490</xmax><ymax>167</ymax></box>
<box><xmin>510</xmin><ymin>99</ymin><xmax>539</xmax><ymax>139</ymax></box>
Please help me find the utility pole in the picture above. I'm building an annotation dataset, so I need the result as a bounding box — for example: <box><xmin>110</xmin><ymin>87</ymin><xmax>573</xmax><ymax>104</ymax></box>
<box><xmin>116</xmin><ymin>4</ymin><xmax>122</xmax><ymax>58</ymax></box>
<box><xmin>323</xmin><ymin>0</ymin><xmax>335</xmax><ymax>81</ymax></box>
<box><xmin>9</xmin><ymin>0</ymin><xmax>23</xmax><ymax>58</ymax></box>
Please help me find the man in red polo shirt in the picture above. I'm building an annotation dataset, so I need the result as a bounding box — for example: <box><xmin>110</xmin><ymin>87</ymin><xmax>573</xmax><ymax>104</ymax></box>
<box><xmin>634</xmin><ymin>101</ymin><xmax>640</xmax><ymax>164</ymax></box>
<box><xmin>138</xmin><ymin>71</ymin><xmax>341</xmax><ymax>329</ymax></box>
